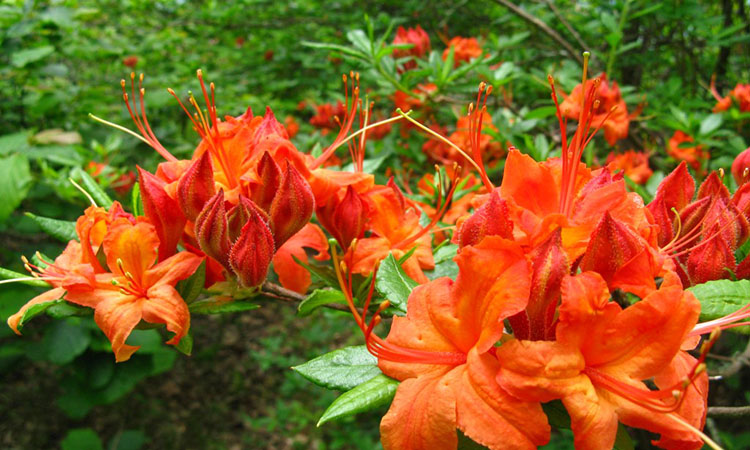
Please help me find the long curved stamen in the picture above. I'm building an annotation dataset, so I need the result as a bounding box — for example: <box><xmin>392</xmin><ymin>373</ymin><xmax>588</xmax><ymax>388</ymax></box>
<box><xmin>665</xmin><ymin>413</ymin><xmax>722</xmax><ymax>450</ymax></box>
<box><xmin>691</xmin><ymin>302</ymin><xmax>750</xmax><ymax>336</ymax></box>
<box><xmin>311</xmin><ymin>73</ymin><xmax>362</xmax><ymax>169</ymax></box>
<box><xmin>395</xmin><ymin>109</ymin><xmax>486</xmax><ymax>177</ymax></box>
<box><xmin>330</xmin><ymin>244</ymin><xmax>466</xmax><ymax>366</ymax></box>
<box><xmin>584</xmin><ymin>329</ymin><xmax>718</xmax><ymax>414</ymax></box>
<box><xmin>90</xmin><ymin>73</ymin><xmax>177</xmax><ymax>162</ymax></box>
<box><xmin>468</xmin><ymin>82</ymin><xmax>495</xmax><ymax>191</ymax></box>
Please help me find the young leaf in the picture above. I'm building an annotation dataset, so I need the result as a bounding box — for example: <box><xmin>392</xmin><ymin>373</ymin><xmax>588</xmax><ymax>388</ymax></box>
<box><xmin>0</xmin><ymin>266</ymin><xmax>49</xmax><ymax>287</ymax></box>
<box><xmin>375</xmin><ymin>253</ymin><xmax>418</xmax><ymax>314</ymax></box>
<box><xmin>317</xmin><ymin>374</ymin><xmax>398</xmax><ymax>426</ymax></box>
<box><xmin>16</xmin><ymin>297</ymin><xmax>65</xmax><ymax>331</ymax></box>
<box><xmin>699</xmin><ymin>114</ymin><xmax>723</xmax><ymax>136</ymax></box>
<box><xmin>297</xmin><ymin>289</ymin><xmax>348</xmax><ymax>317</ymax></box>
<box><xmin>174</xmin><ymin>333</ymin><xmax>193</xmax><ymax>356</ymax></box>
<box><xmin>72</xmin><ymin>167</ymin><xmax>113</xmax><ymax>207</ymax></box>
<box><xmin>175</xmin><ymin>260</ymin><xmax>206</xmax><ymax>304</ymax></box>
<box><xmin>25</xmin><ymin>213</ymin><xmax>77</xmax><ymax>242</ymax></box>
<box><xmin>293</xmin><ymin>345</ymin><xmax>380</xmax><ymax>390</ymax></box>
<box><xmin>688</xmin><ymin>279</ymin><xmax>750</xmax><ymax>333</ymax></box>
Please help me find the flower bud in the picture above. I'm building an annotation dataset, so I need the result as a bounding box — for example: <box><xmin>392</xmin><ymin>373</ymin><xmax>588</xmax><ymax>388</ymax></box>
<box><xmin>177</xmin><ymin>151</ymin><xmax>216</xmax><ymax>221</ymax></box>
<box><xmin>269</xmin><ymin>163</ymin><xmax>314</xmax><ymax>247</ymax></box>
<box><xmin>252</xmin><ymin>107</ymin><xmax>289</xmax><ymax>147</ymax></box>
<box><xmin>137</xmin><ymin>166</ymin><xmax>186</xmax><ymax>260</ymax></box>
<box><xmin>195</xmin><ymin>190</ymin><xmax>232</xmax><ymax>270</ymax></box>
<box><xmin>457</xmin><ymin>190</ymin><xmax>513</xmax><ymax>248</ymax></box>
<box><xmin>320</xmin><ymin>186</ymin><xmax>369</xmax><ymax>249</ymax></box>
<box><xmin>229</xmin><ymin>205</ymin><xmax>275</xmax><ymax>287</ymax></box>
<box><xmin>731</xmin><ymin>146</ymin><xmax>750</xmax><ymax>186</ymax></box>
<box><xmin>687</xmin><ymin>224</ymin><xmax>735</xmax><ymax>285</ymax></box>
<box><xmin>508</xmin><ymin>228</ymin><xmax>567</xmax><ymax>341</ymax></box>
<box><xmin>227</xmin><ymin>195</ymin><xmax>269</xmax><ymax>242</ymax></box>
<box><xmin>650</xmin><ymin>161</ymin><xmax>695</xmax><ymax>214</ymax></box>
<box><xmin>250</xmin><ymin>152</ymin><xmax>281</xmax><ymax>212</ymax></box>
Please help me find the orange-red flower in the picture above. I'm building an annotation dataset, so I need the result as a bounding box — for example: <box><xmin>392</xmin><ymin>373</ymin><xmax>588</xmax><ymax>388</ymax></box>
<box><xmin>667</xmin><ymin>130</ymin><xmax>708</xmax><ymax>172</ymax></box>
<box><xmin>442</xmin><ymin>37</ymin><xmax>482</xmax><ymax>67</ymax></box>
<box><xmin>711</xmin><ymin>78</ymin><xmax>750</xmax><ymax>112</ymax></box>
<box><xmin>605</xmin><ymin>150</ymin><xmax>653</xmax><ymax>184</ymax></box>
<box><xmin>336</xmin><ymin>238</ymin><xmax>550</xmax><ymax>450</ymax></box>
<box><xmin>496</xmin><ymin>272</ymin><xmax>708</xmax><ymax>450</ymax></box>
<box><xmin>560</xmin><ymin>73</ymin><xmax>631</xmax><ymax>146</ymax></box>
<box><xmin>422</xmin><ymin>112</ymin><xmax>504</xmax><ymax>168</ymax></box>
<box><xmin>733</xmin><ymin>146</ymin><xmax>750</xmax><ymax>185</ymax></box>
<box><xmin>393</xmin><ymin>25</ymin><xmax>430</xmax><ymax>71</ymax></box>
<box><xmin>9</xmin><ymin>203</ymin><xmax>203</xmax><ymax>362</ymax></box>
<box><xmin>310</xmin><ymin>101</ymin><xmax>347</xmax><ymax>132</ymax></box>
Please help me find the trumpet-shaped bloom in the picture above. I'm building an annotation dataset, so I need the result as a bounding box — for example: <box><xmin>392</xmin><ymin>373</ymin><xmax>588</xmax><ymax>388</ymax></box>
<box><xmin>496</xmin><ymin>272</ymin><xmax>708</xmax><ymax>450</ymax></box>
<box><xmin>560</xmin><ymin>73</ymin><xmax>631</xmax><ymax>146</ymax></box>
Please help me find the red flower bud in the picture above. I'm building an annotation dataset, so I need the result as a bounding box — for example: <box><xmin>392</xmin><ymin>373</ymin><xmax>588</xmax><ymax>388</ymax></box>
<box><xmin>732</xmin><ymin>146</ymin><xmax>750</xmax><ymax>186</ymax></box>
<box><xmin>229</xmin><ymin>204</ymin><xmax>275</xmax><ymax>287</ymax></box>
<box><xmin>178</xmin><ymin>151</ymin><xmax>216</xmax><ymax>221</ymax></box>
<box><xmin>580</xmin><ymin>211</ymin><xmax>654</xmax><ymax>293</ymax></box>
<box><xmin>269</xmin><ymin>163</ymin><xmax>314</xmax><ymax>247</ymax></box>
<box><xmin>250</xmin><ymin>152</ymin><xmax>281</xmax><ymax>212</ymax></box>
<box><xmin>319</xmin><ymin>186</ymin><xmax>369</xmax><ymax>249</ymax></box>
<box><xmin>227</xmin><ymin>195</ymin><xmax>269</xmax><ymax>242</ymax></box>
<box><xmin>649</xmin><ymin>161</ymin><xmax>695</xmax><ymax>214</ymax></box>
<box><xmin>252</xmin><ymin>107</ymin><xmax>289</xmax><ymax>147</ymax></box>
<box><xmin>137</xmin><ymin>166</ymin><xmax>186</xmax><ymax>260</ymax></box>
<box><xmin>697</xmin><ymin>171</ymin><xmax>730</xmax><ymax>201</ymax></box>
<box><xmin>195</xmin><ymin>190</ymin><xmax>232</xmax><ymax>270</ymax></box>
<box><xmin>458</xmin><ymin>190</ymin><xmax>513</xmax><ymax>248</ymax></box>
<box><xmin>687</xmin><ymin>224</ymin><xmax>735</xmax><ymax>285</ymax></box>
<box><xmin>508</xmin><ymin>228</ymin><xmax>567</xmax><ymax>341</ymax></box>
<box><xmin>647</xmin><ymin>196</ymin><xmax>674</xmax><ymax>248</ymax></box>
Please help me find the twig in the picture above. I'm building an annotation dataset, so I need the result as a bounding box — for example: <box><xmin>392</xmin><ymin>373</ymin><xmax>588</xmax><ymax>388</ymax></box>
<box><xmin>707</xmin><ymin>406</ymin><xmax>750</xmax><ymax>419</ymax></box>
<box><xmin>261</xmin><ymin>281</ymin><xmax>349</xmax><ymax>313</ymax></box>
<box><xmin>490</xmin><ymin>0</ymin><xmax>584</xmax><ymax>65</ymax></box>
<box><xmin>713</xmin><ymin>338</ymin><xmax>750</xmax><ymax>379</ymax></box>
<box><xmin>541</xmin><ymin>0</ymin><xmax>590</xmax><ymax>51</ymax></box>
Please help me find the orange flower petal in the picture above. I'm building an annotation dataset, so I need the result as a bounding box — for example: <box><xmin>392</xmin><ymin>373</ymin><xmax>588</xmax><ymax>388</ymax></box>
<box><xmin>271</xmin><ymin>223</ymin><xmax>329</xmax><ymax>293</ymax></box>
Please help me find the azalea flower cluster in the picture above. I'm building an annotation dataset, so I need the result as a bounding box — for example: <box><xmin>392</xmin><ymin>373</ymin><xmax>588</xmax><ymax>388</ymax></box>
<box><xmin>331</xmin><ymin>58</ymin><xmax>750</xmax><ymax>450</ymax></box>
<box><xmin>4</xmin><ymin>51</ymin><xmax>750</xmax><ymax>449</ymax></box>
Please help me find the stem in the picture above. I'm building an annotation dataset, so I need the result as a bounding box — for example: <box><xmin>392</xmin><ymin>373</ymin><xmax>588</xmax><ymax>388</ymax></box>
<box><xmin>606</xmin><ymin>0</ymin><xmax>632</xmax><ymax>75</ymax></box>
<box><xmin>707</xmin><ymin>406</ymin><xmax>750</xmax><ymax>419</ymax></box>
<box><xmin>261</xmin><ymin>281</ymin><xmax>349</xmax><ymax>312</ymax></box>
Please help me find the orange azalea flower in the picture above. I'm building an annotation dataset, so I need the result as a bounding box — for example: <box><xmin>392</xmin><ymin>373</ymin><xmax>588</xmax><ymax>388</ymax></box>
<box><xmin>349</xmin><ymin>182</ymin><xmax>437</xmax><ymax>283</ymax></box>
<box><xmin>496</xmin><ymin>272</ymin><xmax>710</xmax><ymax>450</ymax></box>
<box><xmin>711</xmin><ymin>77</ymin><xmax>750</xmax><ymax>112</ymax></box>
<box><xmin>65</xmin><ymin>218</ymin><xmax>202</xmax><ymax>361</ymax></box>
<box><xmin>560</xmin><ymin>73</ymin><xmax>631</xmax><ymax>146</ymax></box>
<box><xmin>9</xmin><ymin>203</ymin><xmax>203</xmax><ymax>362</ymax></box>
<box><xmin>667</xmin><ymin>130</ymin><xmax>708</xmax><ymax>172</ymax></box>
<box><xmin>393</xmin><ymin>25</ymin><xmax>430</xmax><ymax>71</ymax></box>
<box><xmin>334</xmin><ymin>238</ymin><xmax>550</xmax><ymax>450</ymax></box>
<box><xmin>442</xmin><ymin>37</ymin><xmax>482</xmax><ymax>67</ymax></box>
<box><xmin>309</xmin><ymin>101</ymin><xmax>347</xmax><ymax>132</ymax></box>
<box><xmin>271</xmin><ymin>223</ymin><xmax>329</xmax><ymax>293</ymax></box>
<box><xmin>605</xmin><ymin>150</ymin><xmax>653</xmax><ymax>184</ymax></box>
<box><xmin>284</xmin><ymin>115</ymin><xmax>299</xmax><ymax>139</ymax></box>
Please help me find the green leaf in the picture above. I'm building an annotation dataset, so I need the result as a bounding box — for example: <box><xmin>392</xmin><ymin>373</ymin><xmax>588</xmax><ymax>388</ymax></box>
<box><xmin>375</xmin><ymin>253</ymin><xmax>418</xmax><ymax>315</ymax></box>
<box><xmin>131</xmin><ymin>182</ymin><xmax>144</xmax><ymax>216</ymax></box>
<box><xmin>25</xmin><ymin>213</ymin><xmax>77</xmax><ymax>242</ymax></box>
<box><xmin>11</xmin><ymin>45</ymin><xmax>55</xmax><ymax>67</ymax></box>
<box><xmin>346</xmin><ymin>29</ymin><xmax>372</xmax><ymax>55</ymax></box>
<box><xmin>174</xmin><ymin>333</ymin><xmax>193</xmax><ymax>356</ymax></box>
<box><xmin>109</xmin><ymin>430</ymin><xmax>147</xmax><ymax>450</ymax></box>
<box><xmin>297</xmin><ymin>289</ymin><xmax>348</xmax><ymax>316</ymax></box>
<box><xmin>0</xmin><ymin>131</ymin><xmax>30</xmax><ymax>156</ymax></box>
<box><xmin>189</xmin><ymin>299</ymin><xmax>260</xmax><ymax>314</ymax></box>
<box><xmin>614</xmin><ymin>423</ymin><xmax>635</xmax><ymax>450</ymax></box>
<box><xmin>0</xmin><ymin>153</ymin><xmax>32</xmax><ymax>222</ymax></box>
<box><xmin>61</xmin><ymin>428</ymin><xmax>103</xmax><ymax>450</ymax></box>
<box><xmin>43</xmin><ymin>319</ymin><xmax>91</xmax><ymax>364</ymax></box>
<box><xmin>0</xmin><ymin>266</ymin><xmax>49</xmax><ymax>287</ymax></box>
<box><xmin>175</xmin><ymin>260</ymin><xmax>205</xmax><ymax>304</ymax></box>
<box><xmin>16</xmin><ymin>297</ymin><xmax>65</xmax><ymax>332</ymax></box>
<box><xmin>317</xmin><ymin>374</ymin><xmax>398</xmax><ymax>426</ymax></box>
<box><xmin>72</xmin><ymin>167</ymin><xmax>113</xmax><ymax>207</ymax></box>
<box><xmin>688</xmin><ymin>279</ymin><xmax>750</xmax><ymax>334</ymax></box>
<box><xmin>699</xmin><ymin>114</ymin><xmax>723</xmax><ymax>135</ymax></box>
<box><xmin>293</xmin><ymin>345</ymin><xmax>380</xmax><ymax>390</ymax></box>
